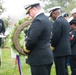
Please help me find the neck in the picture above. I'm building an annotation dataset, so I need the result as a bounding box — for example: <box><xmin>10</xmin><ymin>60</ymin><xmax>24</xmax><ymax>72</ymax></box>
<box><xmin>34</xmin><ymin>9</ymin><xmax>43</xmax><ymax>18</ymax></box>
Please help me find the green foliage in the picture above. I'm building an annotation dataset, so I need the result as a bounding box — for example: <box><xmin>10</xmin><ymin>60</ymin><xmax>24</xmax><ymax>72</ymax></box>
<box><xmin>0</xmin><ymin>0</ymin><xmax>5</xmax><ymax>14</ymax></box>
<box><xmin>0</xmin><ymin>49</ymin><xmax>71</xmax><ymax>75</ymax></box>
<box><xmin>0</xmin><ymin>49</ymin><xmax>31</xmax><ymax>75</ymax></box>
<box><xmin>65</xmin><ymin>2</ymin><xmax>76</xmax><ymax>16</ymax></box>
<box><xmin>0</xmin><ymin>0</ymin><xmax>11</xmax><ymax>29</ymax></box>
<box><xmin>2</xmin><ymin>16</ymin><xmax>11</xmax><ymax>28</ymax></box>
<box><xmin>40</xmin><ymin>0</ymin><xmax>76</xmax><ymax>13</ymax></box>
<box><xmin>7</xmin><ymin>17</ymin><xmax>31</xmax><ymax>54</ymax></box>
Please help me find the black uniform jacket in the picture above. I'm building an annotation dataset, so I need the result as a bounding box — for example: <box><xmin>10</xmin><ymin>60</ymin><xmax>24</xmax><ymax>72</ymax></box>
<box><xmin>25</xmin><ymin>13</ymin><xmax>53</xmax><ymax>66</ymax></box>
<box><xmin>69</xmin><ymin>28</ymin><xmax>76</xmax><ymax>55</ymax></box>
<box><xmin>51</xmin><ymin>16</ymin><xmax>71</xmax><ymax>57</ymax></box>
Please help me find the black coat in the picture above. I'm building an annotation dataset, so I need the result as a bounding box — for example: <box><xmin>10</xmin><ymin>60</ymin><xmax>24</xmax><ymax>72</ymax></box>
<box><xmin>69</xmin><ymin>28</ymin><xmax>76</xmax><ymax>55</ymax></box>
<box><xmin>0</xmin><ymin>19</ymin><xmax>5</xmax><ymax>34</ymax></box>
<box><xmin>25</xmin><ymin>13</ymin><xmax>53</xmax><ymax>66</ymax></box>
<box><xmin>0</xmin><ymin>19</ymin><xmax>5</xmax><ymax>47</ymax></box>
<box><xmin>51</xmin><ymin>16</ymin><xmax>71</xmax><ymax>57</ymax></box>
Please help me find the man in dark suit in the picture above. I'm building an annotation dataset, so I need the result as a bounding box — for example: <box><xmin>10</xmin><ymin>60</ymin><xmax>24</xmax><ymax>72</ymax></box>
<box><xmin>49</xmin><ymin>6</ymin><xmax>71</xmax><ymax>75</ymax></box>
<box><xmin>0</xmin><ymin>19</ymin><xmax>5</xmax><ymax>47</ymax></box>
<box><xmin>24</xmin><ymin>2</ymin><xmax>53</xmax><ymax>75</ymax></box>
<box><xmin>69</xmin><ymin>18</ymin><xmax>76</xmax><ymax>75</ymax></box>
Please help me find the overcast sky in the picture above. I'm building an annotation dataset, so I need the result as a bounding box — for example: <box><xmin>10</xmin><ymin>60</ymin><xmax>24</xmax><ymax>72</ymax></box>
<box><xmin>2</xmin><ymin>0</ymin><xmax>41</xmax><ymax>19</ymax></box>
<box><xmin>2</xmin><ymin>0</ymin><xmax>41</xmax><ymax>35</ymax></box>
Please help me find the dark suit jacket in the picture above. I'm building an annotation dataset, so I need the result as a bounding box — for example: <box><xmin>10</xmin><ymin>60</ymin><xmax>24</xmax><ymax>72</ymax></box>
<box><xmin>25</xmin><ymin>13</ymin><xmax>53</xmax><ymax>66</ymax></box>
<box><xmin>51</xmin><ymin>16</ymin><xmax>71</xmax><ymax>57</ymax></box>
<box><xmin>0</xmin><ymin>19</ymin><xmax>5</xmax><ymax>47</ymax></box>
<box><xmin>0</xmin><ymin>19</ymin><xmax>5</xmax><ymax>34</ymax></box>
<box><xmin>69</xmin><ymin>28</ymin><xmax>76</xmax><ymax>55</ymax></box>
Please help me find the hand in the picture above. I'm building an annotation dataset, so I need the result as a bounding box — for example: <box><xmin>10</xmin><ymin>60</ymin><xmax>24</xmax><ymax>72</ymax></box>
<box><xmin>50</xmin><ymin>45</ymin><xmax>55</xmax><ymax>51</ymax></box>
<box><xmin>24</xmin><ymin>46</ymin><xmax>30</xmax><ymax>53</ymax></box>
<box><xmin>0</xmin><ymin>33</ymin><xmax>3</xmax><ymax>35</ymax></box>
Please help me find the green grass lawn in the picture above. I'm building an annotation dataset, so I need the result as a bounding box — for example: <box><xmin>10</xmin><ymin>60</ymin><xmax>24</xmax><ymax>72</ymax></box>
<box><xmin>0</xmin><ymin>48</ymin><xmax>71</xmax><ymax>75</ymax></box>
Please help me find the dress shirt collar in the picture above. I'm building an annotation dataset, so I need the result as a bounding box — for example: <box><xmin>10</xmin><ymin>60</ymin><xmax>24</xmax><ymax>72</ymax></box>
<box><xmin>34</xmin><ymin>10</ymin><xmax>44</xmax><ymax>18</ymax></box>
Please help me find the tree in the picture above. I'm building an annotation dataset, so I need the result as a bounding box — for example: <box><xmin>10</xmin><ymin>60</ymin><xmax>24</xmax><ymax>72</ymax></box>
<box><xmin>40</xmin><ymin>0</ymin><xmax>76</xmax><ymax>13</ymax></box>
<box><xmin>0</xmin><ymin>0</ymin><xmax>4</xmax><ymax>14</ymax></box>
<box><xmin>0</xmin><ymin>0</ymin><xmax>11</xmax><ymax>29</ymax></box>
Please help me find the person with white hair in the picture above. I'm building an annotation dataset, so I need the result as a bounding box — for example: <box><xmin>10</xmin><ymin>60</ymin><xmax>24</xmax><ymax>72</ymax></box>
<box><xmin>70</xmin><ymin>8</ymin><xmax>76</xmax><ymax>18</ymax></box>
<box><xmin>49</xmin><ymin>6</ymin><xmax>71</xmax><ymax>75</ymax></box>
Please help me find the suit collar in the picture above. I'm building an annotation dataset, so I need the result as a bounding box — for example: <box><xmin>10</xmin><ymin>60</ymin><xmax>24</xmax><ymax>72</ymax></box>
<box><xmin>34</xmin><ymin>11</ymin><xmax>44</xmax><ymax>18</ymax></box>
<box><xmin>56</xmin><ymin>15</ymin><xmax>62</xmax><ymax>19</ymax></box>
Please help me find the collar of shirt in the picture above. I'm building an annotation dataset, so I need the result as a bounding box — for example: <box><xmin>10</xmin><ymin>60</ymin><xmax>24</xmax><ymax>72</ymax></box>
<box><xmin>56</xmin><ymin>15</ymin><xmax>62</xmax><ymax>19</ymax></box>
<box><xmin>34</xmin><ymin>10</ymin><xmax>44</xmax><ymax>18</ymax></box>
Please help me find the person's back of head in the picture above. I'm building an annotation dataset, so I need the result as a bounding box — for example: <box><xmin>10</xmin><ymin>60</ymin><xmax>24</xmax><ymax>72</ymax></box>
<box><xmin>69</xmin><ymin>18</ymin><xmax>76</xmax><ymax>25</ymax></box>
<box><xmin>63</xmin><ymin>13</ymin><xmax>69</xmax><ymax>20</ymax></box>
<box><xmin>69</xmin><ymin>18</ymin><xmax>76</xmax><ymax>30</ymax></box>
